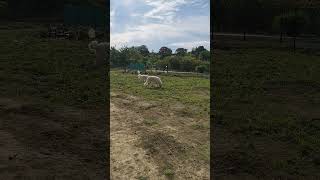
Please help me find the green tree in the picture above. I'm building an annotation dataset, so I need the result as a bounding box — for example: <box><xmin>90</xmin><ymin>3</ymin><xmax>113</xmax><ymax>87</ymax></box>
<box><xmin>199</xmin><ymin>50</ymin><xmax>210</xmax><ymax>61</ymax></box>
<box><xmin>135</xmin><ymin>45</ymin><xmax>149</xmax><ymax>56</ymax></box>
<box><xmin>159</xmin><ymin>46</ymin><xmax>172</xmax><ymax>58</ymax></box>
<box><xmin>110</xmin><ymin>46</ymin><xmax>120</xmax><ymax>67</ymax></box>
<box><xmin>175</xmin><ymin>48</ymin><xmax>187</xmax><ymax>56</ymax></box>
<box><xmin>196</xmin><ymin>61</ymin><xmax>209</xmax><ymax>73</ymax></box>
<box><xmin>118</xmin><ymin>47</ymin><xmax>131</xmax><ymax>70</ymax></box>
<box><xmin>191</xmin><ymin>46</ymin><xmax>207</xmax><ymax>57</ymax></box>
<box><xmin>165</xmin><ymin>56</ymin><xmax>181</xmax><ymax>70</ymax></box>
<box><xmin>180</xmin><ymin>56</ymin><xmax>199</xmax><ymax>72</ymax></box>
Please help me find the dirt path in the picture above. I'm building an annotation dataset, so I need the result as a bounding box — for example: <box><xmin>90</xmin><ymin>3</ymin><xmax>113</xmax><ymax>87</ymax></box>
<box><xmin>0</xmin><ymin>97</ymin><xmax>107</xmax><ymax>179</ymax></box>
<box><xmin>111</xmin><ymin>102</ymin><xmax>166</xmax><ymax>179</ymax></box>
<box><xmin>110</xmin><ymin>93</ymin><xmax>210</xmax><ymax>180</ymax></box>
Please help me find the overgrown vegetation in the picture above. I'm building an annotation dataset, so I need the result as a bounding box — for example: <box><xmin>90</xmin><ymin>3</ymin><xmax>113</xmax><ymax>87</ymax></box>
<box><xmin>110</xmin><ymin>45</ymin><xmax>210</xmax><ymax>73</ymax></box>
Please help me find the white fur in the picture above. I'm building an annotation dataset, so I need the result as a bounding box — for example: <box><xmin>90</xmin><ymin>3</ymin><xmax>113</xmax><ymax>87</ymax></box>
<box><xmin>138</xmin><ymin>74</ymin><xmax>149</xmax><ymax>82</ymax></box>
<box><xmin>144</xmin><ymin>76</ymin><xmax>162</xmax><ymax>88</ymax></box>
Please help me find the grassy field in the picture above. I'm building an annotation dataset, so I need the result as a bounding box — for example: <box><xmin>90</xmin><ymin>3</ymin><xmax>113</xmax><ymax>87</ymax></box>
<box><xmin>0</xmin><ymin>24</ymin><xmax>107</xmax><ymax>108</ymax></box>
<box><xmin>111</xmin><ymin>70</ymin><xmax>210</xmax><ymax>118</ymax></box>
<box><xmin>213</xmin><ymin>45</ymin><xmax>320</xmax><ymax>178</ymax></box>
<box><xmin>110</xmin><ymin>70</ymin><xmax>210</xmax><ymax>179</ymax></box>
<box><xmin>0</xmin><ymin>23</ymin><xmax>108</xmax><ymax>178</ymax></box>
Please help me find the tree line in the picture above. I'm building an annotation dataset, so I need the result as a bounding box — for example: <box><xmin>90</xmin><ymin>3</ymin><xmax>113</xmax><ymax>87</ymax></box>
<box><xmin>110</xmin><ymin>45</ymin><xmax>210</xmax><ymax>73</ymax></box>
<box><xmin>213</xmin><ymin>0</ymin><xmax>320</xmax><ymax>36</ymax></box>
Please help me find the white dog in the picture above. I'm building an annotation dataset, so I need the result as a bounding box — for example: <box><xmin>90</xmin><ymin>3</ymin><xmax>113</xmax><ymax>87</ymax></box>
<box><xmin>144</xmin><ymin>76</ymin><xmax>162</xmax><ymax>88</ymax></box>
<box><xmin>137</xmin><ymin>70</ymin><xmax>149</xmax><ymax>82</ymax></box>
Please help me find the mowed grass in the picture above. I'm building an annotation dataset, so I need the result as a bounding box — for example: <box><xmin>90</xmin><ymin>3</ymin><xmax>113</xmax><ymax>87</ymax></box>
<box><xmin>110</xmin><ymin>70</ymin><xmax>210</xmax><ymax>118</ymax></box>
<box><xmin>0</xmin><ymin>25</ymin><xmax>107</xmax><ymax>108</ymax></box>
<box><xmin>213</xmin><ymin>47</ymin><xmax>320</xmax><ymax>176</ymax></box>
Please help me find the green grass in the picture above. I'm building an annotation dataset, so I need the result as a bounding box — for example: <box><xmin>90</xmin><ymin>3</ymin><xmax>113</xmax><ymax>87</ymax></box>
<box><xmin>214</xmin><ymin>47</ymin><xmax>320</xmax><ymax>176</ymax></box>
<box><xmin>110</xmin><ymin>70</ymin><xmax>210</xmax><ymax>118</ymax></box>
<box><xmin>0</xmin><ymin>27</ymin><xmax>107</xmax><ymax>108</ymax></box>
<box><xmin>163</xmin><ymin>167</ymin><xmax>175</xmax><ymax>179</ymax></box>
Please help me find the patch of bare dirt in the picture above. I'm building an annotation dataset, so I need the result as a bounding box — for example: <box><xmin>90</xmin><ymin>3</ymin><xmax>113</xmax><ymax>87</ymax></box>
<box><xmin>111</xmin><ymin>93</ymin><xmax>209</xmax><ymax>179</ymax></box>
<box><xmin>110</xmin><ymin>103</ymin><xmax>165</xmax><ymax>179</ymax></box>
<box><xmin>0</xmin><ymin>97</ymin><xmax>107</xmax><ymax>179</ymax></box>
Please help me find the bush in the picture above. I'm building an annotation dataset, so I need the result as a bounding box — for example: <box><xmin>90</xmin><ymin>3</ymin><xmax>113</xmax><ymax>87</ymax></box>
<box><xmin>165</xmin><ymin>56</ymin><xmax>181</xmax><ymax>70</ymax></box>
<box><xmin>196</xmin><ymin>64</ymin><xmax>209</xmax><ymax>73</ymax></box>
<box><xmin>180</xmin><ymin>56</ymin><xmax>200</xmax><ymax>72</ymax></box>
<box><xmin>155</xmin><ymin>58</ymin><xmax>169</xmax><ymax>70</ymax></box>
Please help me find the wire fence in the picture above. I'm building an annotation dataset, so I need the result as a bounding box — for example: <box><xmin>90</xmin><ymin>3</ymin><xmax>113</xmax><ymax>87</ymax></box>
<box><xmin>213</xmin><ymin>3</ymin><xmax>320</xmax><ymax>53</ymax></box>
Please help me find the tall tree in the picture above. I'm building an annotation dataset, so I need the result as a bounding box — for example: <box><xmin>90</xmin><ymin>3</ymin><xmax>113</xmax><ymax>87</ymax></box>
<box><xmin>136</xmin><ymin>45</ymin><xmax>149</xmax><ymax>56</ymax></box>
<box><xmin>159</xmin><ymin>47</ymin><xmax>172</xmax><ymax>58</ymax></box>
<box><xmin>199</xmin><ymin>50</ymin><xmax>210</xmax><ymax>61</ymax></box>
<box><xmin>175</xmin><ymin>48</ymin><xmax>187</xmax><ymax>56</ymax></box>
<box><xmin>191</xmin><ymin>46</ymin><xmax>207</xmax><ymax>57</ymax></box>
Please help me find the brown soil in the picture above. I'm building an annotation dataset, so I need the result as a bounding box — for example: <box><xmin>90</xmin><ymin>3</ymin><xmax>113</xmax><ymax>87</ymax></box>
<box><xmin>0</xmin><ymin>97</ymin><xmax>107</xmax><ymax>179</ymax></box>
<box><xmin>110</xmin><ymin>93</ymin><xmax>209</xmax><ymax>180</ymax></box>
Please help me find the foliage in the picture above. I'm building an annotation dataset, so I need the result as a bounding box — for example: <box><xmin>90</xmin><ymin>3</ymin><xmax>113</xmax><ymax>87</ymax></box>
<box><xmin>199</xmin><ymin>50</ymin><xmax>210</xmax><ymax>61</ymax></box>
<box><xmin>110</xmin><ymin>45</ymin><xmax>210</xmax><ymax>73</ymax></box>
<box><xmin>175</xmin><ymin>48</ymin><xmax>187</xmax><ymax>56</ymax></box>
<box><xmin>191</xmin><ymin>46</ymin><xmax>207</xmax><ymax>57</ymax></box>
<box><xmin>159</xmin><ymin>46</ymin><xmax>172</xmax><ymax>58</ymax></box>
<box><xmin>196</xmin><ymin>62</ymin><xmax>209</xmax><ymax>73</ymax></box>
<box><xmin>135</xmin><ymin>45</ymin><xmax>149</xmax><ymax>56</ymax></box>
<box><xmin>108</xmin><ymin>18</ymin><xmax>208</xmax><ymax>71</ymax></box>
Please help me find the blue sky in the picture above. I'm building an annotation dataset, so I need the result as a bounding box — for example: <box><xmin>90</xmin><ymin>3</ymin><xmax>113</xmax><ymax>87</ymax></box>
<box><xmin>110</xmin><ymin>0</ymin><xmax>210</xmax><ymax>52</ymax></box>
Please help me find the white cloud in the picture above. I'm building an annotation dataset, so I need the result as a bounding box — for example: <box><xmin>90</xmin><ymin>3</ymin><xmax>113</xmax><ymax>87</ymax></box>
<box><xmin>111</xmin><ymin>15</ymin><xmax>209</xmax><ymax>50</ymax></box>
<box><xmin>110</xmin><ymin>0</ymin><xmax>210</xmax><ymax>51</ymax></box>
<box><xmin>168</xmin><ymin>40</ymin><xmax>210</xmax><ymax>50</ymax></box>
<box><xmin>111</xmin><ymin>23</ymin><xmax>182</xmax><ymax>46</ymax></box>
<box><xmin>143</xmin><ymin>0</ymin><xmax>188</xmax><ymax>23</ymax></box>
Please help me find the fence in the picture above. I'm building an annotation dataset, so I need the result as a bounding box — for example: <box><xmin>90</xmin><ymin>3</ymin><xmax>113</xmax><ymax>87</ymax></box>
<box><xmin>128</xmin><ymin>63</ymin><xmax>145</xmax><ymax>72</ymax></box>
<box><xmin>213</xmin><ymin>2</ymin><xmax>320</xmax><ymax>53</ymax></box>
